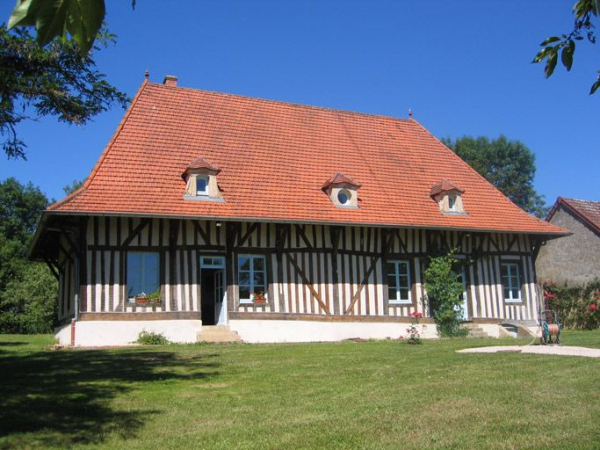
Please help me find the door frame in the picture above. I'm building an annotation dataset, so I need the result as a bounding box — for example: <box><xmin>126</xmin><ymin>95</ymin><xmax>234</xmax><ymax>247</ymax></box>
<box><xmin>199</xmin><ymin>255</ymin><xmax>227</xmax><ymax>325</ymax></box>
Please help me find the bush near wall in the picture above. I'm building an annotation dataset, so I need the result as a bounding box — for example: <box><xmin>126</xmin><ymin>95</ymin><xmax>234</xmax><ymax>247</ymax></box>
<box><xmin>543</xmin><ymin>280</ymin><xmax>600</xmax><ymax>330</ymax></box>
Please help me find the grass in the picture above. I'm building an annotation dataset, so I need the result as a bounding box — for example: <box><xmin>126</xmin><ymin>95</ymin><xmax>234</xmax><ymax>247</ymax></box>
<box><xmin>0</xmin><ymin>331</ymin><xmax>599</xmax><ymax>449</ymax></box>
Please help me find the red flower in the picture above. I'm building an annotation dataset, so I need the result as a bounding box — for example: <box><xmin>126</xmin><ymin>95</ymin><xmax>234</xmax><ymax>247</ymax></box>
<box><xmin>411</xmin><ymin>312</ymin><xmax>423</xmax><ymax>318</ymax></box>
<box><xmin>590</xmin><ymin>304</ymin><xmax>598</xmax><ymax>311</ymax></box>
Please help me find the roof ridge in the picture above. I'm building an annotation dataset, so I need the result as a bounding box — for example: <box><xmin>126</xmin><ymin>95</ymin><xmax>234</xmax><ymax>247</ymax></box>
<box><xmin>148</xmin><ymin>81</ymin><xmax>412</xmax><ymax>123</ymax></box>
<box><xmin>48</xmin><ymin>79</ymin><xmax>150</xmax><ymax>211</ymax></box>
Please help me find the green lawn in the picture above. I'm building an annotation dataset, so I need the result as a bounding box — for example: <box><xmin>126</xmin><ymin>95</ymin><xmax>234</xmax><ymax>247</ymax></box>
<box><xmin>1</xmin><ymin>332</ymin><xmax>599</xmax><ymax>450</ymax></box>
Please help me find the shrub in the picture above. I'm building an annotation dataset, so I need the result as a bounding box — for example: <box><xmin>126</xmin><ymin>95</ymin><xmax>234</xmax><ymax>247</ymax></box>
<box><xmin>543</xmin><ymin>280</ymin><xmax>600</xmax><ymax>330</ymax></box>
<box><xmin>136</xmin><ymin>330</ymin><xmax>170</xmax><ymax>345</ymax></box>
<box><xmin>424</xmin><ymin>251</ymin><xmax>468</xmax><ymax>337</ymax></box>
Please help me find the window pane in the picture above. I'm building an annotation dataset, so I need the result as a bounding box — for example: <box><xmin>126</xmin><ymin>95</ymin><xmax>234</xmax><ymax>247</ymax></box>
<box><xmin>254</xmin><ymin>272</ymin><xmax>265</xmax><ymax>288</ymax></box>
<box><xmin>511</xmin><ymin>288</ymin><xmax>520</xmax><ymax>300</ymax></box>
<box><xmin>238</xmin><ymin>272</ymin><xmax>250</xmax><ymax>285</ymax></box>
<box><xmin>386</xmin><ymin>263</ymin><xmax>396</xmax><ymax>276</ymax></box>
<box><xmin>239</xmin><ymin>256</ymin><xmax>250</xmax><ymax>271</ymax></box>
<box><xmin>387</xmin><ymin>274</ymin><xmax>397</xmax><ymax>289</ymax></box>
<box><xmin>197</xmin><ymin>177</ymin><xmax>207</xmax><ymax>194</ymax></box>
<box><xmin>253</xmin><ymin>257</ymin><xmax>265</xmax><ymax>271</ymax></box>
<box><xmin>398</xmin><ymin>262</ymin><xmax>408</xmax><ymax>275</ymax></box>
<box><xmin>239</xmin><ymin>286</ymin><xmax>251</xmax><ymax>299</ymax></box>
<box><xmin>388</xmin><ymin>287</ymin><xmax>397</xmax><ymax>301</ymax></box>
<box><xmin>400</xmin><ymin>288</ymin><xmax>410</xmax><ymax>301</ymax></box>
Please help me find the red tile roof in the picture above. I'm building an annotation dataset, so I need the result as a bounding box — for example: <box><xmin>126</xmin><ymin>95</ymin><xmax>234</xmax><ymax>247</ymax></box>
<box><xmin>549</xmin><ymin>197</ymin><xmax>600</xmax><ymax>235</ymax></box>
<box><xmin>430</xmin><ymin>179</ymin><xmax>464</xmax><ymax>196</ymax></box>
<box><xmin>48</xmin><ymin>79</ymin><xmax>567</xmax><ymax>235</ymax></box>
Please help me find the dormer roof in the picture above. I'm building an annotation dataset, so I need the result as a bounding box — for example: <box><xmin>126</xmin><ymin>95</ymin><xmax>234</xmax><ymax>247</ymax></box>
<box><xmin>184</xmin><ymin>157</ymin><xmax>221</xmax><ymax>175</ymax></box>
<box><xmin>322</xmin><ymin>172</ymin><xmax>361</xmax><ymax>190</ymax></box>
<box><xmin>430</xmin><ymin>179</ymin><xmax>464</xmax><ymax>197</ymax></box>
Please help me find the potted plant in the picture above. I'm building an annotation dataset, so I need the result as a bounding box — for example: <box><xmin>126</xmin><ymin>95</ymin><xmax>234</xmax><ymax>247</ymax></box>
<box><xmin>148</xmin><ymin>290</ymin><xmax>162</xmax><ymax>312</ymax></box>
<box><xmin>252</xmin><ymin>290</ymin><xmax>267</xmax><ymax>304</ymax></box>
<box><xmin>135</xmin><ymin>292</ymin><xmax>149</xmax><ymax>305</ymax></box>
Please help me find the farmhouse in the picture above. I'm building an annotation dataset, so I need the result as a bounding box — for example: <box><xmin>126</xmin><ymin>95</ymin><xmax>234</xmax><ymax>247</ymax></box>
<box><xmin>536</xmin><ymin>197</ymin><xmax>600</xmax><ymax>285</ymax></box>
<box><xmin>29</xmin><ymin>76</ymin><xmax>568</xmax><ymax>345</ymax></box>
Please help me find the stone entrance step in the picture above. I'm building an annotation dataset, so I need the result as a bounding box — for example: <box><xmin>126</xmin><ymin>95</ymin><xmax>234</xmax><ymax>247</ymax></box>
<box><xmin>463</xmin><ymin>323</ymin><xmax>492</xmax><ymax>338</ymax></box>
<box><xmin>197</xmin><ymin>325</ymin><xmax>242</xmax><ymax>343</ymax></box>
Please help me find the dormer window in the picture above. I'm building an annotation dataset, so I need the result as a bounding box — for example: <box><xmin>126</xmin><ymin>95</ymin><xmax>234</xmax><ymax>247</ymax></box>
<box><xmin>323</xmin><ymin>173</ymin><xmax>361</xmax><ymax>208</ymax></box>
<box><xmin>430</xmin><ymin>180</ymin><xmax>466</xmax><ymax>215</ymax></box>
<box><xmin>182</xmin><ymin>158</ymin><xmax>225</xmax><ymax>202</ymax></box>
<box><xmin>196</xmin><ymin>176</ymin><xmax>208</xmax><ymax>196</ymax></box>
<box><xmin>448</xmin><ymin>195</ymin><xmax>456</xmax><ymax>212</ymax></box>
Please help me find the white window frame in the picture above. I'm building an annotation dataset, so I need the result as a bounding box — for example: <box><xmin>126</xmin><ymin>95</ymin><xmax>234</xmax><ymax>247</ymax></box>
<box><xmin>387</xmin><ymin>260</ymin><xmax>412</xmax><ymax>304</ymax></box>
<box><xmin>237</xmin><ymin>254</ymin><xmax>267</xmax><ymax>304</ymax></box>
<box><xmin>196</xmin><ymin>175</ymin><xmax>209</xmax><ymax>196</ymax></box>
<box><xmin>501</xmin><ymin>262</ymin><xmax>522</xmax><ymax>303</ymax></box>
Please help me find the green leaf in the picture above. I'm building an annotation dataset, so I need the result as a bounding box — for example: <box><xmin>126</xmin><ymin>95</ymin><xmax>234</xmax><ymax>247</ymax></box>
<box><xmin>8</xmin><ymin>0</ymin><xmax>40</xmax><ymax>28</ymax></box>
<box><xmin>8</xmin><ymin>0</ymin><xmax>106</xmax><ymax>56</ymax></box>
<box><xmin>540</xmin><ymin>36</ymin><xmax>561</xmax><ymax>46</ymax></box>
<box><xmin>590</xmin><ymin>78</ymin><xmax>600</xmax><ymax>95</ymax></box>
<box><xmin>561</xmin><ymin>45</ymin><xmax>573</xmax><ymax>71</ymax></box>
<box><xmin>545</xmin><ymin>51</ymin><xmax>558</xmax><ymax>78</ymax></box>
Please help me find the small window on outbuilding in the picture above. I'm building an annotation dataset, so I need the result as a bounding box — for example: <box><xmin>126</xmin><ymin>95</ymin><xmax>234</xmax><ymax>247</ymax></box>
<box><xmin>182</xmin><ymin>157</ymin><xmax>225</xmax><ymax>202</ymax></box>
<box><xmin>430</xmin><ymin>180</ymin><xmax>466</xmax><ymax>215</ymax></box>
<box><xmin>323</xmin><ymin>173</ymin><xmax>361</xmax><ymax>208</ymax></box>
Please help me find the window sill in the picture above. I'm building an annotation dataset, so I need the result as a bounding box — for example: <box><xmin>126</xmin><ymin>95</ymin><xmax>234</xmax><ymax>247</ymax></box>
<box><xmin>183</xmin><ymin>195</ymin><xmax>226</xmax><ymax>203</ymax></box>
<box><xmin>240</xmin><ymin>300</ymin><xmax>269</xmax><ymax>307</ymax></box>
<box><xmin>389</xmin><ymin>301</ymin><xmax>412</xmax><ymax>306</ymax></box>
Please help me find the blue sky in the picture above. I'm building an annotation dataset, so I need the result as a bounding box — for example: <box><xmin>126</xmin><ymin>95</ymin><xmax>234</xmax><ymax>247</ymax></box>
<box><xmin>1</xmin><ymin>0</ymin><xmax>598</xmax><ymax>205</ymax></box>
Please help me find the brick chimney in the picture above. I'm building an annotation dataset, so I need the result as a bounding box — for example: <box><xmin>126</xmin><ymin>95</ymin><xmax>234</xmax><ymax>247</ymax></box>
<box><xmin>163</xmin><ymin>75</ymin><xmax>178</xmax><ymax>87</ymax></box>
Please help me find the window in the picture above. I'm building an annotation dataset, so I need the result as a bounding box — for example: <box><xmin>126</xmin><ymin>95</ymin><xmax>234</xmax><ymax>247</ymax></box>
<box><xmin>387</xmin><ymin>260</ymin><xmax>412</xmax><ymax>304</ymax></box>
<box><xmin>501</xmin><ymin>263</ymin><xmax>521</xmax><ymax>302</ymax></box>
<box><xmin>337</xmin><ymin>189</ymin><xmax>351</xmax><ymax>205</ymax></box>
<box><xmin>448</xmin><ymin>195</ymin><xmax>456</xmax><ymax>212</ymax></box>
<box><xmin>200</xmin><ymin>256</ymin><xmax>225</xmax><ymax>269</ymax></box>
<box><xmin>127</xmin><ymin>252</ymin><xmax>160</xmax><ymax>300</ymax></box>
<box><xmin>196</xmin><ymin>176</ymin><xmax>208</xmax><ymax>196</ymax></box>
<box><xmin>238</xmin><ymin>255</ymin><xmax>267</xmax><ymax>303</ymax></box>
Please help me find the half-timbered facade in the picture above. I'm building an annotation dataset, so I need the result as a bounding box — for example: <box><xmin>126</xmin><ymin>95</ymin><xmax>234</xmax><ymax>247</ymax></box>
<box><xmin>30</xmin><ymin>75</ymin><xmax>567</xmax><ymax>345</ymax></box>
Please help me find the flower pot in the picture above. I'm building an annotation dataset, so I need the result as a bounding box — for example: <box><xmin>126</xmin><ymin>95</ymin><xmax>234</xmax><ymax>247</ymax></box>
<box><xmin>135</xmin><ymin>297</ymin><xmax>149</xmax><ymax>305</ymax></box>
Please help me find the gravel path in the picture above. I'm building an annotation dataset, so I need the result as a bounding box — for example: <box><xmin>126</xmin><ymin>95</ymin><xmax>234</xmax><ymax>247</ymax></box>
<box><xmin>458</xmin><ymin>345</ymin><xmax>600</xmax><ymax>358</ymax></box>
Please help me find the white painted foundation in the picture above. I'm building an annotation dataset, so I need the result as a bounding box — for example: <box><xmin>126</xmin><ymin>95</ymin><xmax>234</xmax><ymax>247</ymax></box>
<box><xmin>229</xmin><ymin>320</ymin><xmax>439</xmax><ymax>343</ymax></box>
<box><xmin>55</xmin><ymin>320</ymin><xmax>203</xmax><ymax>346</ymax></box>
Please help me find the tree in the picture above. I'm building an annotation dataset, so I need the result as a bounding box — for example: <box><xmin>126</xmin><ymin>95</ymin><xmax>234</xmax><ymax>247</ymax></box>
<box><xmin>442</xmin><ymin>135</ymin><xmax>548</xmax><ymax>218</ymax></box>
<box><xmin>533</xmin><ymin>0</ymin><xmax>599</xmax><ymax>94</ymax></box>
<box><xmin>63</xmin><ymin>179</ymin><xmax>84</xmax><ymax>196</ymax></box>
<box><xmin>0</xmin><ymin>25</ymin><xmax>129</xmax><ymax>160</ymax></box>
<box><xmin>8</xmin><ymin>0</ymin><xmax>136</xmax><ymax>57</ymax></box>
<box><xmin>0</xmin><ymin>178</ymin><xmax>57</xmax><ymax>334</ymax></box>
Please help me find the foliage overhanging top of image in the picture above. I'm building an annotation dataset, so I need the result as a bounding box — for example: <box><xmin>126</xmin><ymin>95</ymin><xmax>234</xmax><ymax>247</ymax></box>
<box><xmin>0</xmin><ymin>25</ymin><xmax>129</xmax><ymax>159</ymax></box>
<box><xmin>533</xmin><ymin>0</ymin><xmax>599</xmax><ymax>95</ymax></box>
<box><xmin>8</xmin><ymin>0</ymin><xmax>136</xmax><ymax>56</ymax></box>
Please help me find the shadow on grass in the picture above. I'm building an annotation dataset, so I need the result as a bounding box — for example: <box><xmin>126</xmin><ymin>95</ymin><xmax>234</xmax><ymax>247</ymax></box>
<box><xmin>0</xmin><ymin>347</ymin><xmax>220</xmax><ymax>449</ymax></box>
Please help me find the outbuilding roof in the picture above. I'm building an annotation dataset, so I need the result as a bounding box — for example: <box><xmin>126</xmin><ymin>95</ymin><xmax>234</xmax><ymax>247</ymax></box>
<box><xmin>47</xmin><ymin>78</ymin><xmax>567</xmax><ymax>235</ymax></box>
<box><xmin>548</xmin><ymin>197</ymin><xmax>600</xmax><ymax>235</ymax></box>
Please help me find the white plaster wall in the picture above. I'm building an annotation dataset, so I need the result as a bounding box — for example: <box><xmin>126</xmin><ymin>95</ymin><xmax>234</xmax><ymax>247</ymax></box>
<box><xmin>229</xmin><ymin>320</ymin><xmax>439</xmax><ymax>343</ymax></box>
<box><xmin>56</xmin><ymin>320</ymin><xmax>202</xmax><ymax>346</ymax></box>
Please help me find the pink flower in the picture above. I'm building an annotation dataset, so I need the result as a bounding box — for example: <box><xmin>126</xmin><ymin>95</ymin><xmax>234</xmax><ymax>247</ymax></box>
<box><xmin>590</xmin><ymin>304</ymin><xmax>598</xmax><ymax>311</ymax></box>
